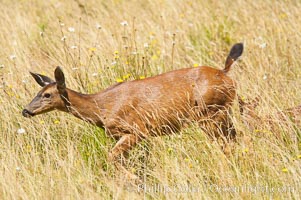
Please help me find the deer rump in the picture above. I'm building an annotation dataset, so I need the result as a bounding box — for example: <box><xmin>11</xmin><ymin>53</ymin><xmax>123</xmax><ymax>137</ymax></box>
<box><xmin>101</xmin><ymin>66</ymin><xmax>236</xmax><ymax>139</ymax></box>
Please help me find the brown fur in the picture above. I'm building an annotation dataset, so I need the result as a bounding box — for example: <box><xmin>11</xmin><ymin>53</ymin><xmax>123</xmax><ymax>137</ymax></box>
<box><xmin>23</xmin><ymin>43</ymin><xmax>243</xmax><ymax>180</ymax></box>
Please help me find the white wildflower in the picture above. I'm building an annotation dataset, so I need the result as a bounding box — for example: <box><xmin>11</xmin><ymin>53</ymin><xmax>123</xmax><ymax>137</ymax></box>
<box><xmin>61</xmin><ymin>36</ymin><xmax>67</xmax><ymax>41</ymax></box>
<box><xmin>143</xmin><ymin>43</ymin><xmax>149</xmax><ymax>48</ymax></box>
<box><xmin>92</xmin><ymin>73</ymin><xmax>98</xmax><ymax>77</ymax></box>
<box><xmin>96</xmin><ymin>23</ymin><xmax>102</xmax><ymax>29</ymax></box>
<box><xmin>259</xmin><ymin>43</ymin><xmax>267</xmax><ymax>49</ymax></box>
<box><xmin>17</xmin><ymin>128</ymin><xmax>26</xmax><ymax>134</ymax></box>
<box><xmin>70</xmin><ymin>45</ymin><xmax>78</xmax><ymax>49</ymax></box>
<box><xmin>9</xmin><ymin>55</ymin><xmax>16</xmax><ymax>60</ymax></box>
<box><xmin>120</xmin><ymin>21</ymin><xmax>128</xmax><ymax>26</ymax></box>
<box><xmin>68</xmin><ymin>27</ymin><xmax>75</xmax><ymax>32</ymax></box>
<box><xmin>255</xmin><ymin>36</ymin><xmax>267</xmax><ymax>49</ymax></box>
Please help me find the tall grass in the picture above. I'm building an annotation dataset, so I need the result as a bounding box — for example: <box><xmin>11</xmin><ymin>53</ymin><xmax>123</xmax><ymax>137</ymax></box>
<box><xmin>0</xmin><ymin>0</ymin><xmax>300</xmax><ymax>199</ymax></box>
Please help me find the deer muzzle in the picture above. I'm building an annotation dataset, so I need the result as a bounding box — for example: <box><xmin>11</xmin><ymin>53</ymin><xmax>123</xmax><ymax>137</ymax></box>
<box><xmin>22</xmin><ymin>109</ymin><xmax>35</xmax><ymax>117</ymax></box>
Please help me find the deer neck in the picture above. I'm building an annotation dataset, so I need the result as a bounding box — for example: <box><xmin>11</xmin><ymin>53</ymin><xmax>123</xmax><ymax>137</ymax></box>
<box><xmin>62</xmin><ymin>89</ymin><xmax>104</xmax><ymax>127</ymax></box>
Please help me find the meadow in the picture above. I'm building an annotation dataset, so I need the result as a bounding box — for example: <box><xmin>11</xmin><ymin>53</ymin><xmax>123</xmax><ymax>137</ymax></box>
<box><xmin>0</xmin><ymin>0</ymin><xmax>300</xmax><ymax>199</ymax></box>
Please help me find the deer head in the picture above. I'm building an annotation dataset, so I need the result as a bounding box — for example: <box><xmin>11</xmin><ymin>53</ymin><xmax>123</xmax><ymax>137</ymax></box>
<box><xmin>22</xmin><ymin>66</ymin><xmax>70</xmax><ymax>117</ymax></box>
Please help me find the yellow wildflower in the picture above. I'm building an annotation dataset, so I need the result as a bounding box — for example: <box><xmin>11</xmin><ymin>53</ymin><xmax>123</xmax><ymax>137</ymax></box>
<box><xmin>281</xmin><ymin>168</ymin><xmax>288</xmax><ymax>173</ymax></box>
<box><xmin>89</xmin><ymin>47</ymin><xmax>97</xmax><ymax>52</ymax></box>
<box><xmin>123</xmin><ymin>73</ymin><xmax>131</xmax><ymax>80</ymax></box>
<box><xmin>26</xmin><ymin>145</ymin><xmax>32</xmax><ymax>153</ymax></box>
<box><xmin>151</xmin><ymin>55</ymin><xmax>158</xmax><ymax>60</ymax></box>
<box><xmin>7</xmin><ymin>91</ymin><xmax>13</xmax><ymax>97</ymax></box>
<box><xmin>151</xmin><ymin>39</ymin><xmax>158</xmax><ymax>46</ymax></box>
<box><xmin>131</xmin><ymin>168</ymin><xmax>136</xmax><ymax>173</ymax></box>
<box><xmin>139</xmin><ymin>76</ymin><xmax>145</xmax><ymax>80</ymax></box>
<box><xmin>184</xmin><ymin>158</ymin><xmax>193</xmax><ymax>168</ymax></box>
<box><xmin>263</xmin><ymin>130</ymin><xmax>272</xmax><ymax>135</ymax></box>
<box><xmin>116</xmin><ymin>78</ymin><xmax>123</xmax><ymax>83</ymax></box>
<box><xmin>193</xmin><ymin>63</ymin><xmax>199</xmax><ymax>67</ymax></box>
<box><xmin>54</xmin><ymin>120</ymin><xmax>60</xmax><ymax>124</ymax></box>
<box><xmin>242</xmin><ymin>148</ymin><xmax>249</xmax><ymax>153</ymax></box>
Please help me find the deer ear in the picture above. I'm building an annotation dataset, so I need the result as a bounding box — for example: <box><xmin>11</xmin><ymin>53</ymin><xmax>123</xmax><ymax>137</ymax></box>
<box><xmin>30</xmin><ymin>72</ymin><xmax>54</xmax><ymax>87</ymax></box>
<box><xmin>54</xmin><ymin>66</ymin><xmax>66</xmax><ymax>94</ymax></box>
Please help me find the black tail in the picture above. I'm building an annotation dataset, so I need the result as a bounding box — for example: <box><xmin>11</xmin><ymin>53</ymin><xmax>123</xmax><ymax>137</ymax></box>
<box><xmin>223</xmin><ymin>43</ymin><xmax>244</xmax><ymax>73</ymax></box>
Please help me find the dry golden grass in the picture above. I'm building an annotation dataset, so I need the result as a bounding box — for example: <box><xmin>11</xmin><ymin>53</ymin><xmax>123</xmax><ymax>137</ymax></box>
<box><xmin>0</xmin><ymin>0</ymin><xmax>300</xmax><ymax>199</ymax></box>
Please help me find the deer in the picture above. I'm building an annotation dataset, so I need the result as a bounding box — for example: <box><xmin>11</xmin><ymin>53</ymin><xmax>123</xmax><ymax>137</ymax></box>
<box><xmin>22</xmin><ymin>43</ymin><xmax>243</xmax><ymax>180</ymax></box>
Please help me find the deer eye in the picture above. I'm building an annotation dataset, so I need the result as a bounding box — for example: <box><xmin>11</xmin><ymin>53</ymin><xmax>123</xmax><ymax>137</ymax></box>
<box><xmin>44</xmin><ymin>93</ymin><xmax>51</xmax><ymax>98</ymax></box>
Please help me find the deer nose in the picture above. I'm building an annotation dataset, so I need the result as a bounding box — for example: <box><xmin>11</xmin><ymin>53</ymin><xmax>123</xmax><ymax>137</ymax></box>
<box><xmin>22</xmin><ymin>109</ymin><xmax>34</xmax><ymax>117</ymax></box>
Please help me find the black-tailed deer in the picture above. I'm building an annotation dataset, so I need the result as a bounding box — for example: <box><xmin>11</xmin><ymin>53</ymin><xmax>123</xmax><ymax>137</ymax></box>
<box><xmin>22</xmin><ymin>43</ymin><xmax>243</xmax><ymax>180</ymax></box>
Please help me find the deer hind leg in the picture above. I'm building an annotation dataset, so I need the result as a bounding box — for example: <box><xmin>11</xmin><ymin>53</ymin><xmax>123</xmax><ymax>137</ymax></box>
<box><xmin>192</xmin><ymin>103</ymin><xmax>235</xmax><ymax>139</ymax></box>
<box><xmin>208</xmin><ymin>108</ymin><xmax>237</xmax><ymax>155</ymax></box>
<box><xmin>108</xmin><ymin>134</ymin><xmax>141</xmax><ymax>180</ymax></box>
<box><xmin>211</xmin><ymin>109</ymin><xmax>236</xmax><ymax>143</ymax></box>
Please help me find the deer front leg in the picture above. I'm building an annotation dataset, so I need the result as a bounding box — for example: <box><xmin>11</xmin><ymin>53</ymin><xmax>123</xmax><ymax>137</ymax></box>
<box><xmin>108</xmin><ymin>134</ymin><xmax>141</xmax><ymax>180</ymax></box>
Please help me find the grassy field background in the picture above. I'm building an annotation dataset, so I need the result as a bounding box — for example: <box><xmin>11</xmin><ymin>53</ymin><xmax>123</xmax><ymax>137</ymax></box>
<box><xmin>0</xmin><ymin>0</ymin><xmax>300</xmax><ymax>199</ymax></box>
